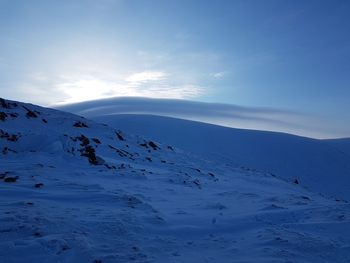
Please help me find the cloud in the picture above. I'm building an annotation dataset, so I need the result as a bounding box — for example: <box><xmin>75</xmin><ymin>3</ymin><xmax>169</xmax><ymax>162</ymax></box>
<box><xmin>29</xmin><ymin>72</ymin><xmax>49</xmax><ymax>82</ymax></box>
<box><xmin>57</xmin><ymin>97</ymin><xmax>344</xmax><ymax>139</ymax></box>
<box><xmin>211</xmin><ymin>72</ymin><xmax>226</xmax><ymax>78</ymax></box>
<box><xmin>135</xmin><ymin>84</ymin><xmax>203</xmax><ymax>99</ymax></box>
<box><xmin>56</xmin><ymin>77</ymin><xmax>124</xmax><ymax>103</ymax></box>
<box><xmin>54</xmin><ymin>71</ymin><xmax>204</xmax><ymax>104</ymax></box>
<box><xmin>125</xmin><ymin>71</ymin><xmax>167</xmax><ymax>84</ymax></box>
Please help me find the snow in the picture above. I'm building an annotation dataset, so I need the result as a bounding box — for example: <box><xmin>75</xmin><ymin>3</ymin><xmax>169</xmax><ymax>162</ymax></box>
<box><xmin>56</xmin><ymin>96</ymin><xmax>333</xmax><ymax>139</ymax></box>
<box><xmin>64</xmin><ymin>113</ymin><xmax>350</xmax><ymax>201</ymax></box>
<box><xmin>1</xmin><ymin>98</ymin><xmax>350</xmax><ymax>262</ymax></box>
<box><xmin>325</xmin><ymin>138</ymin><xmax>350</xmax><ymax>158</ymax></box>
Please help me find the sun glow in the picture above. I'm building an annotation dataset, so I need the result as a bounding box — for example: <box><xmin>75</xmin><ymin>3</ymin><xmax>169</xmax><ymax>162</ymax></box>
<box><xmin>56</xmin><ymin>71</ymin><xmax>204</xmax><ymax>104</ymax></box>
<box><xmin>57</xmin><ymin>77</ymin><xmax>131</xmax><ymax>104</ymax></box>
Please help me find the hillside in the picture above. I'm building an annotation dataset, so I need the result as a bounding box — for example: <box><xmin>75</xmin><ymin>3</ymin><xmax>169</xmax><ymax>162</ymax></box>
<box><xmin>59</xmin><ymin>109</ymin><xmax>350</xmax><ymax>201</ymax></box>
<box><xmin>1</xmin><ymin>98</ymin><xmax>350</xmax><ymax>263</ymax></box>
<box><xmin>325</xmin><ymin>138</ymin><xmax>350</xmax><ymax>158</ymax></box>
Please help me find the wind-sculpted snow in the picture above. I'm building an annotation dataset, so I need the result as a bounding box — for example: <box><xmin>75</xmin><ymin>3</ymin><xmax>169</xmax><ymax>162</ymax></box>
<box><xmin>1</xmin><ymin>98</ymin><xmax>350</xmax><ymax>262</ymax></box>
<box><xmin>325</xmin><ymin>138</ymin><xmax>350</xmax><ymax>158</ymax></box>
<box><xmin>80</xmin><ymin>114</ymin><xmax>350</xmax><ymax>200</ymax></box>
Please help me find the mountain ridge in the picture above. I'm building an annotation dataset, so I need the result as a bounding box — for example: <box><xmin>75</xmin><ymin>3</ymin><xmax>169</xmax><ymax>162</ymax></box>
<box><xmin>57</xmin><ymin>96</ymin><xmax>346</xmax><ymax>139</ymax></box>
<box><xmin>59</xmin><ymin>110</ymin><xmax>350</xmax><ymax>200</ymax></box>
<box><xmin>1</xmin><ymin>98</ymin><xmax>350</xmax><ymax>263</ymax></box>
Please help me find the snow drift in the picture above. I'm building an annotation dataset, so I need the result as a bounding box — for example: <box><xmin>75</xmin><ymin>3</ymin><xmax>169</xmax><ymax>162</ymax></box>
<box><xmin>59</xmin><ymin>98</ymin><xmax>350</xmax><ymax>200</ymax></box>
<box><xmin>1</xmin><ymin>98</ymin><xmax>350</xmax><ymax>263</ymax></box>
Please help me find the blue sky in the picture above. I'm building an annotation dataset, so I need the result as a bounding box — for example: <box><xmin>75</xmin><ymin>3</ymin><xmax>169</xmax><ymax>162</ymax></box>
<box><xmin>0</xmin><ymin>0</ymin><xmax>349</xmax><ymax>138</ymax></box>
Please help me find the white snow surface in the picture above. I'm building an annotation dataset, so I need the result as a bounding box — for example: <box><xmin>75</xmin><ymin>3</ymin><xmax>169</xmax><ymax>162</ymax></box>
<box><xmin>57</xmin><ymin>96</ymin><xmax>334</xmax><ymax>139</ymax></box>
<box><xmin>60</xmin><ymin>110</ymin><xmax>350</xmax><ymax>201</ymax></box>
<box><xmin>1</xmin><ymin>98</ymin><xmax>350</xmax><ymax>263</ymax></box>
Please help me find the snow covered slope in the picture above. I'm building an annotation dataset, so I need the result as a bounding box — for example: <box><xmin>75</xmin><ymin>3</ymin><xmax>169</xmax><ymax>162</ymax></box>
<box><xmin>57</xmin><ymin>96</ymin><xmax>328</xmax><ymax>138</ymax></box>
<box><xmin>59</xmin><ymin>111</ymin><xmax>350</xmax><ymax>201</ymax></box>
<box><xmin>2</xmin><ymin>98</ymin><xmax>350</xmax><ymax>263</ymax></box>
<box><xmin>325</xmin><ymin>138</ymin><xmax>350</xmax><ymax>158</ymax></box>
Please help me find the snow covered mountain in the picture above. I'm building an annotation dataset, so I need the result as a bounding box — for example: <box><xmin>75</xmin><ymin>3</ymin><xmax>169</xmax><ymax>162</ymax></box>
<box><xmin>325</xmin><ymin>138</ymin><xmax>350</xmax><ymax>158</ymax></box>
<box><xmin>1</xmin><ymin>98</ymin><xmax>350</xmax><ymax>263</ymax></box>
<box><xmin>56</xmin><ymin>96</ymin><xmax>337</xmax><ymax>139</ymax></box>
<box><xmin>59</xmin><ymin>98</ymin><xmax>350</xmax><ymax>200</ymax></box>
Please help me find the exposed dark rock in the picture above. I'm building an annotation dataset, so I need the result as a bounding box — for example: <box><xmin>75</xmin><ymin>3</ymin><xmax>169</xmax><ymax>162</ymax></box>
<box><xmin>0</xmin><ymin>112</ymin><xmax>7</xmax><ymax>121</ymax></box>
<box><xmin>193</xmin><ymin>179</ymin><xmax>201</xmax><ymax>189</ymax></box>
<box><xmin>116</xmin><ymin>131</ymin><xmax>125</xmax><ymax>141</ymax></box>
<box><xmin>80</xmin><ymin>145</ymin><xmax>105</xmax><ymax>165</ymax></box>
<box><xmin>0</xmin><ymin>172</ymin><xmax>9</xmax><ymax>179</ymax></box>
<box><xmin>108</xmin><ymin>144</ymin><xmax>133</xmax><ymax>158</ymax></box>
<box><xmin>34</xmin><ymin>183</ymin><xmax>44</xmax><ymax>188</ymax></box>
<box><xmin>0</xmin><ymin>98</ymin><xmax>7</xmax><ymax>108</ymax></box>
<box><xmin>91</xmin><ymin>138</ymin><xmax>101</xmax><ymax>144</ymax></box>
<box><xmin>77</xmin><ymin>135</ymin><xmax>89</xmax><ymax>146</ymax></box>
<box><xmin>10</xmin><ymin>113</ymin><xmax>18</xmax><ymax>118</ymax></box>
<box><xmin>72</xmin><ymin>135</ymin><xmax>104</xmax><ymax>165</ymax></box>
<box><xmin>145</xmin><ymin>157</ymin><xmax>152</xmax><ymax>162</ymax></box>
<box><xmin>167</xmin><ymin>145</ymin><xmax>174</xmax><ymax>151</ymax></box>
<box><xmin>23</xmin><ymin>106</ymin><xmax>38</xmax><ymax>118</ymax></box>
<box><xmin>148</xmin><ymin>141</ymin><xmax>159</xmax><ymax>150</ymax></box>
<box><xmin>132</xmin><ymin>246</ymin><xmax>140</xmax><ymax>252</ymax></box>
<box><xmin>140</xmin><ymin>141</ymin><xmax>160</xmax><ymax>150</ymax></box>
<box><xmin>2</xmin><ymin>147</ymin><xmax>17</xmax><ymax>154</ymax></box>
<box><xmin>0</xmin><ymin>130</ymin><xmax>19</xmax><ymax>141</ymax></box>
<box><xmin>123</xmin><ymin>195</ymin><xmax>142</xmax><ymax>208</ymax></box>
<box><xmin>108</xmin><ymin>144</ymin><xmax>116</xmax><ymax>150</ymax></box>
<box><xmin>7</xmin><ymin>134</ymin><xmax>18</xmax><ymax>142</ymax></box>
<box><xmin>294</xmin><ymin>179</ymin><xmax>299</xmax><ymax>185</ymax></box>
<box><xmin>104</xmin><ymin>164</ymin><xmax>116</xmax><ymax>170</ymax></box>
<box><xmin>81</xmin><ymin>145</ymin><xmax>97</xmax><ymax>164</ymax></box>
<box><xmin>73</xmin><ymin>121</ymin><xmax>88</xmax><ymax>128</ymax></box>
<box><xmin>42</xmin><ymin>118</ymin><xmax>48</xmax><ymax>123</ymax></box>
<box><xmin>33</xmin><ymin>232</ymin><xmax>42</xmax><ymax>237</ymax></box>
<box><xmin>0</xmin><ymin>98</ymin><xmax>17</xmax><ymax>108</ymax></box>
<box><xmin>0</xmin><ymin>129</ymin><xmax>7</xmax><ymax>138</ymax></box>
<box><xmin>4</xmin><ymin>176</ymin><xmax>18</xmax><ymax>183</ymax></box>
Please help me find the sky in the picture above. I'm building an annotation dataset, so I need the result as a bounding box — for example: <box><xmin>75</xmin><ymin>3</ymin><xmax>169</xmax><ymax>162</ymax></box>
<box><xmin>59</xmin><ymin>97</ymin><xmax>339</xmax><ymax>139</ymax></box>
<box><xmin>0</xmin><ymin>0</ymin><xmax>350</xmax><ymax>138</ymax></box>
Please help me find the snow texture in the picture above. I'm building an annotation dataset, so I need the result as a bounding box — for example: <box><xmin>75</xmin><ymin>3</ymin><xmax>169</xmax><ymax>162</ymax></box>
<box><xmin>1</xmin><ymin>98</ymin><xmax>350</xmax><ymax>263</ymax></box>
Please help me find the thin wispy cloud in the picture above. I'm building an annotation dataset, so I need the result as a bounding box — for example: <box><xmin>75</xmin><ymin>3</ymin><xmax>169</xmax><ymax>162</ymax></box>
<box><xmin>211</xmin><ymin>72</ymin><xmax>227</xmax><ymax>78</ymax></box>
<box><xmin>137</xmin><ymin>84</ymin><xmax>204</xmax><ymax>99</ymax></box>
<box><xmin>57</xmin><ymin>97</ymin><xmax>344</xmax><ymax>139</ymax></box>
<box><xmin>29</xmin><ymin>72</ymin><xmax>49</xmax><ymax>82</ymax></box>
<box><xmin>125</xmin><ymin>71</ymin><xmax>167</xmax><ymax>84</ymax></box>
